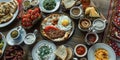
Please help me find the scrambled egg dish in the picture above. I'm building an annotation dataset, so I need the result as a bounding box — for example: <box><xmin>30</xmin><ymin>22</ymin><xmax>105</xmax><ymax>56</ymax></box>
<box><xmin>95</xmin><ymin>48</ymin><xmax>109</xmax><ymax>60</ymax></box>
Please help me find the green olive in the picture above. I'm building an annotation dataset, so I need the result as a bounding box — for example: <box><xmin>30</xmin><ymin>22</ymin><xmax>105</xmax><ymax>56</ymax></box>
<box><xmin>11</xmin><ymin>30</ymin><xmax>18</xmax><ymax>38</ymax></box>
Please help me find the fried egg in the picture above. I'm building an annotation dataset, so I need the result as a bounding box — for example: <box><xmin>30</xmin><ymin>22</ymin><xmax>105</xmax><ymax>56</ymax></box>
<box><xmin>57</xmin><ymin>15</ymin><xmax>72</xmax><ymax>31</ymax></box>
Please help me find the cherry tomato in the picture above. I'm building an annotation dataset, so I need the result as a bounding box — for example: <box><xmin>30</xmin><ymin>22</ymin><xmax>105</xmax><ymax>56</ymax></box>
<box><xmin>34</xmin><ymin>7</ymin><xmax>40</xmax><ymax>13</ymax></box>
<box><xmin>22</xmin><ymin>18</ymin><xmax>28</xmax><ymax>22</ymax></box>
<box><xmin>26</xmin><ymin>14</ymin><xmax>31</xmax><ymax>18</ymax></box>
<box><xmin>30</xmin><ymin>15</ymin><xmax>35</xmax><ymax>20</ymax></box>
<box><xmin>26</xmin><ymin>18</ymin><xmax>32</xmax><ymax>22</ymax></box>
<box><xmin>31</xmin><ymin>10</ymin><xmax>36</xmax><ymax>15</ymax></box>
<box><xmin>28</xmin><ymin>9</ymin><xmax>33</xmax><ymax>14</ymax></box>
<box><xmin>22</xmin><ymin>22</ymin><xmax>26</xmax><ymax>27</ymax></box>
<box><xmin>22</xmin><ymin>14</ymin><xmax>28</xmax><ymax>18</ymax></box>
<box><xmin>34</xmin><ymin>14</ymin><xmax>37</xmax><ymax>19</ymax></box>
<box><xmin>36</xmin><ymin>13</ymin><xmax>41</xmax><ymax>17</ymax></box>
<box><xmin>26</xmin><ymin>22</ymin><xmax>32</xmax><ymax>27</ymax></box>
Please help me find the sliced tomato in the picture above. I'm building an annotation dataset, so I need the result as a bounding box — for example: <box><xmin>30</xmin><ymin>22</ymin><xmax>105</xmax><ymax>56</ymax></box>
<box><xmin>44</xmin><ymin>26</ymin><xmax>58</xmax><ymax>32</ymax></box>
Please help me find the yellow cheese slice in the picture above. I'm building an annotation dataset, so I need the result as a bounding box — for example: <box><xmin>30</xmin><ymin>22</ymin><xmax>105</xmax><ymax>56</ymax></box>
<box><xmin>89</xmin><ymin>7</ymin><xmax>100</xmax><ymax>17</ymax></box>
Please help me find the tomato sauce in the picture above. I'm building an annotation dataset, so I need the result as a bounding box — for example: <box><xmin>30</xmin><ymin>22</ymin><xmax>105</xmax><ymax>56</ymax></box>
<box><xmin>76</xmin><ymin>46</ymin><xmax>85</xmax><ymax>55</ymax></box>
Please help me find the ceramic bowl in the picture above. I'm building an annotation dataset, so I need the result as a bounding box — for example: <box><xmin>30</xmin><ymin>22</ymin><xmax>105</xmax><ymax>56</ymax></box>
<box><xmin>85</xmin><ymin>32</ymin><xmax>98</xmax><ymax>45</ymax></box>
<box><xmin>74</xmin><ymin>44</ymin><xmax>87</xmax><ymax>57</ymax></box>
<box><xmin>39</xmin><ymin>0</ymin><xmax>60</xmax><ymax>13</ymax></box>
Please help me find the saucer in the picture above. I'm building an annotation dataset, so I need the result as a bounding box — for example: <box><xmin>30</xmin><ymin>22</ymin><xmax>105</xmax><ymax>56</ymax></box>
<box><xmin>6</xmin><ymin>27</ymin><xmax>26</xmax><ymax>45</ymax></box>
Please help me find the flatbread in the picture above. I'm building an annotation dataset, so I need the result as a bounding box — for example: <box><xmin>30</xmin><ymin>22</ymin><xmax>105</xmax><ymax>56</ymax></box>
<box><xmin>54</xmin><ymin>45</ymin><xmax>67</xmax><ymax>60</ymax></box>
<box><xmin>62</xmin><ymin>0</ymin><xmax>76</xmax><ymax>9</ymax></box>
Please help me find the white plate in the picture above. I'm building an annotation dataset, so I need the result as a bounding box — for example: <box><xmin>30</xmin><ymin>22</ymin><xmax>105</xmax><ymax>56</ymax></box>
<box><xmin>6</xmin><ymin>27</ymin><xmax>26</xmax><ymax>45</ymax></box>
<box><xmin>0</xmin><ymin>0</ymin><xmax>19</xmax><ymax>28</ymax></box>
<box><xmin>88</xmin><ymin>43</ymin><xmax>116</xmax><ymax>60</ymax></box>
<box><xmin>32</xmin><ymin>40</ymin><xmax>56</xmax><ymax>60</ymax></box>
<box><xmin>0</xmin><ymin>32</ymin><xmax>6</xmax><ymax>58</ymax></box>
<box><xmin>39</xmin><ymin>0</ymin><xmax>60</xmax><ymax>13</ymax></box>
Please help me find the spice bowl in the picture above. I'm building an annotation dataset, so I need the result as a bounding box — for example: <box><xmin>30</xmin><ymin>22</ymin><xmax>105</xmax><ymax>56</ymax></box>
<box><xmin>85</xmin><ymin>32</ymin><xmax>98</xmax><ymax>45</ymax></box>
<box><xmin>78</xmin><ymin>18</ymin><xmax>91</xmax><ymax>32</ymax></box>
<box><xmin>70</xmin><ymin>6</ymin><xmax>83</xmax><ymax>19</ymax></box>
<box><xmin>74</xmin><ymin>44</ymin><xmax>87</xmax><ymax>57</ymax></box>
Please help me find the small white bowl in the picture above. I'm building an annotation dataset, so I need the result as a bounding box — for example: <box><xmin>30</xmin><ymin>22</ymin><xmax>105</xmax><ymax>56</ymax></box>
<box><xmin>24</xmin><ymin>33</ymin><xmax>36</xmax><ymax>45</ymax></box>
<box><xmin>74</xmin><ymin>44</ymin><xmax>87</xmax><ymax>57</ymax></box>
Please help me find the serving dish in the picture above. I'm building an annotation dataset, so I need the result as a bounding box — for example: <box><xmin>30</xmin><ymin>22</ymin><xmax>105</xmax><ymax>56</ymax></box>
<box><xmin>39</xmin><ymin>0</ymin><xmax>60</xmax><ymax>13</ymax></box>
<box><xmin>88</xmin><ymin>43</ymin><xmax>116</xmax><ymax>60</ymax></box>
<box><xmin>4</xmin><ymin>45</ymin><xmax>25</xmax><ymax>60</ymax></box>
<box><xmin>21</xmin><ymin>7</ymin><xmax>41</xmax><ymax>29</ymax></box>
<box><xmin>0</xmin><ymin>0</ymin><xmax>19</xmax><ymax>28</ymax></box>
<box><xmin>40</xmin><ymin>13</ymin><xmax>75</xmax><ymax>42</ymax></box>
<box><xmin>0</xmin><ymin>32</ymin><xmax>7</xmax><ymax>58</ymax></box>
<box><xmin>6</xmin><ymin>26</ymin><xmax>26</xmax><ymax>45</ymax></box>
<box><xmin>32</xmin><ymin>40</ymin><xmax>56</xmax><ymax>60</ymax></box>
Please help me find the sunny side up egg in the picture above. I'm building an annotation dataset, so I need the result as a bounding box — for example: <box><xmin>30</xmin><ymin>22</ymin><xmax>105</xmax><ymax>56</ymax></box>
<box><xmin>57</xmin><ymin>15</ymin><xmax>72</xmax><ymax>31</ymax></box>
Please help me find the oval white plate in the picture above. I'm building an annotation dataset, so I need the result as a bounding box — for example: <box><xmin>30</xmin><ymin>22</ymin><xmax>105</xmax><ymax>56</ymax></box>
<box><xmin>6</xmin><ymin>27</ymin><xmax>26</xmax><ymax>45</ymax></box>
<box><xmin>0</xmin><ymin>0</ymin><xmax>19</xmax><ymax>28</ymax></box>
<box><xmin>88</xmin><ymin>43</ymin><xmax>116</xmax><ymax>60</ymax></box>
<box><xmin>39</xmin><ymin>0</ymin><xmax>60</xmax><ymax>13</ymax></box>
<box><xmin>32</xmin><ymin>40</ymin><xmax>56</xmax><ymax>60</ymax></box>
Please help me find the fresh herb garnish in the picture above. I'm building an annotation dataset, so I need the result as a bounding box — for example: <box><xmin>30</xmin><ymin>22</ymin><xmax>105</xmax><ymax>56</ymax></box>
<box><xmin>38</xmin><ymin>46</ymin><xmax>52</xmax><ymax>60</ymax></box>
<box><xmin>43</xmin><ymin>0</ymin><xmax>56</xmax><ymax>10</ymax></box>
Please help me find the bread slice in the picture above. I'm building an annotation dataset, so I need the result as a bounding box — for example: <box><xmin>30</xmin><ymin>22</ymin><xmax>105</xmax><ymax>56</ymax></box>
<box><xmin>0</xmin><ymin>13</ymin><xmax>13</xmax><ymax>24</ymax></box>
<box><xmin>54</xmin><ymin>45</ymin><xmax>67</xmax><ymax>60</ymax></box>
<box><xmin>66</xmin><ymin>47</ymin><xmax>73</xmax><ymax>60</ymax></box>
<box><xmin>62</xmin><ymin>0</ymin><xmax>76</xmax><ymax>9</ymax></box>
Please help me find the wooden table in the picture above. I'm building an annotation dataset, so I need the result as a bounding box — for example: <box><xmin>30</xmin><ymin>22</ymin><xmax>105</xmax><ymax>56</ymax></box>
<box><xmin>0</xmin><ymin>0</ymin><xmax>114</xmax><ymax>60</ymax></box>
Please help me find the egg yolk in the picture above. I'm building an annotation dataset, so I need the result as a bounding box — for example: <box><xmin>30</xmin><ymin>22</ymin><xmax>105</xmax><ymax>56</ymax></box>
<box><xmin>62</xmin><ymin>19</ymin><xmax>69</xmax><ymax>26</ymax></box>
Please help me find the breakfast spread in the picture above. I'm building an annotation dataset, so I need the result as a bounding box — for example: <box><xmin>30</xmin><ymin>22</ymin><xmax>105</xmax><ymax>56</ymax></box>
<box><xmin>0</xmin><ymin>0</ymin><xmax>18</xmax><ymax>24</ymax></box>
<box><xmin>0</xmin><ymin>0</ymin><xmax>116</xmax><ymax>60</ymax></box>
